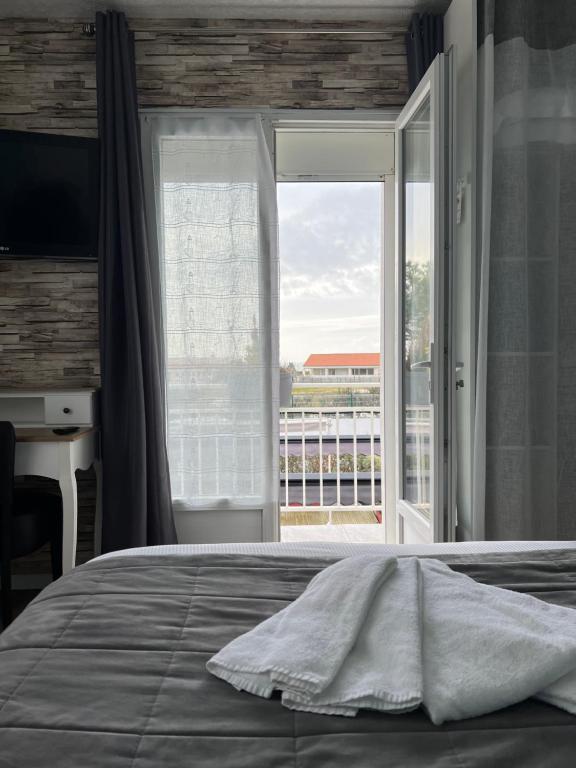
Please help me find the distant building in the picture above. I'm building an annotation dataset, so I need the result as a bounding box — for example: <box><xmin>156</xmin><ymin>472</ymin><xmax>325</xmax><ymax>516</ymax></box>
<box><xmin>302</xmin><ymin>353</ymin><xmax>380</xmax><ymax>379</ymax></box>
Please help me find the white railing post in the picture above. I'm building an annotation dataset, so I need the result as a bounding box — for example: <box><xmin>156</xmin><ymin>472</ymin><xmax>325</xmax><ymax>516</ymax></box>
<box><xmin>284</xmin><ymin>409</ymin><xmax>289</xmax><ymax>508</ymax></box>
<box><xmin>318</xmin><ymin>409</ymin><xmax>325</xmax><ymax>519</ymax></box>
<box><xmin>178</xmin><ymin>423</ymin><xmax>184</xmax><ymax>499</ymax></box>
<box><xmin>216</xmin><ymin>435</ymin><xmax>220</xmax><ymax>498</ymax></box>
<box><xmin>249</xmin><ymin>434</ymin><xmax>255</xmax><ymax>496</ymax></box>
<box><xmin>416</xmin><ymin>407</ymin><xmax>424</xmax><ymax>507</ymax></box>
<box><xmin>301</xmin><ymin>410</ymin><xmax>306</xmax><ymax>507</ymax></box>
<box><xmin>198</xmin><ymin>434</ymin><xmax>203</xmax><ymax>498</ymax></box>
<box><xmin>370</xmin><ymin>408</ymin><xmax>376</xmax><ymax>511</ymax></box>
<box><xmin>336</xmin><ymin>409</ymin><xmax>341</xmax><ymax>508</ymax></box>
<box><xmin>352</xmin><ymin>409</ymin><xmax>358</xmax><ymax>507</ymax></box>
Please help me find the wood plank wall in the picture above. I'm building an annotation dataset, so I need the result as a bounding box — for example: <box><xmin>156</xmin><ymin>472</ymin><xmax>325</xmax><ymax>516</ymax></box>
<box><xmin>0</xmin><ymin>17</ymin><xmax>409</xmax><ymax>575</ymax></box>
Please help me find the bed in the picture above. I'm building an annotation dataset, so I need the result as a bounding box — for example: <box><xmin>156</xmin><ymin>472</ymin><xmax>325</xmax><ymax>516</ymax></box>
<box><xmin>1</xmin><ymin>541</ymin><xmax>576</xmax><ymax>767</ymax></box>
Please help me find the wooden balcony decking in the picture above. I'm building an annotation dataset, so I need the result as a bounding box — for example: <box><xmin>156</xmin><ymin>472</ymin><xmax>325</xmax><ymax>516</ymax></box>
<box><xmin>280</xmin><ymin>508</ymin><xmax>379</xmax><ymax>526</ymax></box>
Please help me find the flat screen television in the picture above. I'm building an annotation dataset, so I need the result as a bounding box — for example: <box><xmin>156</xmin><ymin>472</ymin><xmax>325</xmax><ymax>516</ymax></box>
<box><xmin>0</xmin><ymin>129</ymin><xmax>99</xmax><ymax>260</ymax></box>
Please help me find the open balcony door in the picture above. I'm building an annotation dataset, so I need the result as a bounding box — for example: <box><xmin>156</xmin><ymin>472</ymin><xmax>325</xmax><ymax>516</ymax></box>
<box><xmin>394</xmin><ymin>54</ymin><xmax>454</xmax><ymax>544</ymax></box>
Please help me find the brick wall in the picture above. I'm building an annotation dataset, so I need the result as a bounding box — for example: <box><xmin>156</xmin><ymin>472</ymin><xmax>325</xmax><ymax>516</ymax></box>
<box><xmin>0</xmin><ymin>17</ymin><xmax>408</xmax><ymax>573</ymax></box>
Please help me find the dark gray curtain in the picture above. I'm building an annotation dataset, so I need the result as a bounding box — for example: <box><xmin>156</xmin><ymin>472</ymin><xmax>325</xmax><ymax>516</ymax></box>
<box><xmin>405</xmin><ymin>13</ymin><xmax>444</xmax><ymax>94</ymax></box>
<box><xmin>95</xmin><ymin>11</ymin><xmax>177</xmax><ymax>551</ymax></box>
<box><xmin>474</xmin><ymin>0</ymin><xmax>576</xmax><ymax>539</ymax></box>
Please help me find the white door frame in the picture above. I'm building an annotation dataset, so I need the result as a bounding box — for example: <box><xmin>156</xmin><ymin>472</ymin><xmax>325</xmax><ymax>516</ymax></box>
<box><xmin>381</xmin><ymin>173</ymin><xmax>398</xmax><ymax>543</ymax></box>
<box><xmin>270</xmin><ymin>114</ymin><xmax>399</xmax><ymax>542</ymax></box>
<box><xmin>394</xmin><ymin>55</ymin><xmax>451</xmax><ymax>544</ymax></box>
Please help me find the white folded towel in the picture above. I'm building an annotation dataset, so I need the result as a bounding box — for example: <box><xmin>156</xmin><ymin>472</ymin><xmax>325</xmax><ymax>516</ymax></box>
<box><xmin>206</xmin><ymin>555</ymin><xmax>398</xmax><ymax>700</ymax></box>
<box><xmin>420</xmin><ymin>558</ymin><xmax>576</xmax><ymax>724</ymax></box>
<box><xmin>207</xmin><ymin>556</ymin><xmax>576</xmax><ymax>725</ymax></box>
<box><xmin>282</xmin><ymin>556</ymin><xmax>422</xmax><ymax>716</ymax></box>
<box><xmin>539</xmin><ymin>667</ymin><xmax>576</xmax><ymax>714</ymax></box>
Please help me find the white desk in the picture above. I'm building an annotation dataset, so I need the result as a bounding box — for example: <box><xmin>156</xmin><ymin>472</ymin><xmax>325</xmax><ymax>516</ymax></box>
<box><xmin>15</xmin><ymin>428</ymin><xmax>101</xmax><ymax>574</ymax></box>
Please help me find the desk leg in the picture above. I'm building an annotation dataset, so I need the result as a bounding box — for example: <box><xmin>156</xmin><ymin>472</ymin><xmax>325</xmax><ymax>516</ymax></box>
<box><xmin>93</xmin><ymin>458</ymin><xmax>103</xmax><ymax>556</ymax></box>
<box><xmin>58</xmin><ymin>444</ymin><xmax>78</xmax><ymax>574</ymax></box>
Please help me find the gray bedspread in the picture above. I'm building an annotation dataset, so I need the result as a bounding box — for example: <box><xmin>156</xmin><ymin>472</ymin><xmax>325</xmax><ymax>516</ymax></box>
<box><xmin>1</xmin><ymin>549</ymin><xmax>576</xmax><ymax>767</ymax></box>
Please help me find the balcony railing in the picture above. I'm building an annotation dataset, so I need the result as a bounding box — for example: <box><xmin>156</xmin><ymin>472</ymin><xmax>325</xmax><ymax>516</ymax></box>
<box><xmin>280</xmin><ymin>407</ymin><xmax>382</xmax><ymax>523</ymax></box>
<box><xmin>167</xmin><ymin>403</ymin><xmax>429</xmax><ymax>522</ymax></box>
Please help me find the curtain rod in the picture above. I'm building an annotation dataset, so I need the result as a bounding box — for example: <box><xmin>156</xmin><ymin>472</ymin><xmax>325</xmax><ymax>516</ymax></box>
<box><xmin>81</xmin><ymin>22</ymin><xmax>406</xmax><ymax>37</ymax></box>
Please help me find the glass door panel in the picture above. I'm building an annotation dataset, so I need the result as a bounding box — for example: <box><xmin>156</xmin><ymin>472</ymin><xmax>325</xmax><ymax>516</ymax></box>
<box><xmin>395</xmin><ymin>54</ymin><xmax>450</xmax><ymax>543</ymax></box>
<box><xmin>403</xmin><ymin>96</ymin><xmax>432</xmax><ymax>520</ymax></box>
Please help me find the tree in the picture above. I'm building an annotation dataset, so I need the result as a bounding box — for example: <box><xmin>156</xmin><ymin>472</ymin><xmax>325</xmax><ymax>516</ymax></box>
<box><xmin>404</xmin><ymin>262</ymin><xmax>430</xmax><ymax>369</ymax></box>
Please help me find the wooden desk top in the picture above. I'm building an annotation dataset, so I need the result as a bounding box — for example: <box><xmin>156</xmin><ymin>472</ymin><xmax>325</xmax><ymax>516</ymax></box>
<box><xmin>15</xmin><ymin>427</ymin><xmax>96</xmax><ymax>443</ymax></box>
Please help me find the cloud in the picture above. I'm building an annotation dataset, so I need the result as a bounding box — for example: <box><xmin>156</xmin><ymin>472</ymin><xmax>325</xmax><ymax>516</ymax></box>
<box><xmin>278</xmin><ymin>182</ymin><xmax>381</xmax><ymax>277</ymax></box>
<box><xmin>283</xmin><ymin>313</ymin><xmax>379</xmax><ymax>331</ymax></box>
<box><xmin>278</xmin><ymin>182</ymin><xmax>382</xmax><ymax>364</ymax></box>
<box><xmin>281</xmin><ymin>263</ymin><xmax>379</xmax><ymax>299</ymax></box>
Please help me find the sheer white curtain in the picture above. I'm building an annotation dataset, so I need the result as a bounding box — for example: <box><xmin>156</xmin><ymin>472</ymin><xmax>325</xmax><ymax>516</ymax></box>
<box><xmin>145</xmin><ymin>115</ymin><xmax>279</xmax><ymax>536</ymax></box>
<box><xmin>471</xmin><ymin>30</ymin><xmax>494</xmax><ymax>540</ymax></box>
<box><xmin>473</xmin><ymin>3</ymin><xmax>576</xmax><ymax>540</ymax></box>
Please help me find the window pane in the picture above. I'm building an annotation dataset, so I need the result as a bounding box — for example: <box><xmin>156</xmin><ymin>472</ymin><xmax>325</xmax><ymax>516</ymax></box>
<box><xmin>402</xmin><ymin>96</ymin><xmax>432</xmax><ymax>518</ymax></box>
<box><xmin>157</xmin><ymin>120</ymin><xmax>278</xmax><ymax>509</ymax></box>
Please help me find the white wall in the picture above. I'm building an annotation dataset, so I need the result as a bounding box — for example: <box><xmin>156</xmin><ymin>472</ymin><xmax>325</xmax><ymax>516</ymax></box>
<box><xmin>174</xmin><ymin>508</ymin><xmax>264</xmax><ymax>544</ymax></box>
<box><xmin>444</xmin><ymin>0</ymin><xmax>477</xmax><ymax>541</ymax></box>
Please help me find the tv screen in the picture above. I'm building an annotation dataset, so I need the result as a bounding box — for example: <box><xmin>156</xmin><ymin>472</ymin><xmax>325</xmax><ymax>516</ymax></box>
<box><xmin>0</xmin><ymin>130</ymin><xmax>99</xmax><ymax>260</ymax></box>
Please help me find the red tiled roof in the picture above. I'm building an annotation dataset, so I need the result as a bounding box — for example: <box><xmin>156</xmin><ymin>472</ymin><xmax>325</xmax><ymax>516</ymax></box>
<box><xmin>303</xmin><ymin>353</ymin><xmax>380</xmax><ymax>368</ymax></box>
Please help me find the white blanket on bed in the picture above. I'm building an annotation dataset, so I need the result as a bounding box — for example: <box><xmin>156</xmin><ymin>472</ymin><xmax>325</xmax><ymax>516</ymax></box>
<box><xmin>207</xmin><ymin>556</ymin><xmax>576</xmax><ymax>725</ymax></box>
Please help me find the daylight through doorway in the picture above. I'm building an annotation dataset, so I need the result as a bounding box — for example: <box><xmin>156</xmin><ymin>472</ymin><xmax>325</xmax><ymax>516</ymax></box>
<box><xmin>277</xmin><ymin>182</ymin><xmax>385</xmax><ymax>542</ymax></box>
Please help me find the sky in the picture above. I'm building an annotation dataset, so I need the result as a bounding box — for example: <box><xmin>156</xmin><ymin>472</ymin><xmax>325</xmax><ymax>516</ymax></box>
<box><xmin>278</xmin><ymin>182</ymin><xmax>382</xmax><ymax>368</ymax></box>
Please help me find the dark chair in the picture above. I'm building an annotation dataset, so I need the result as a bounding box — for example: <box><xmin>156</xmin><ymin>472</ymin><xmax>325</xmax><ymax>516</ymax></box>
<box><xmin>0</xmin><ymin>422</ymin><xmax>63</xmax><ymax>628</ymax></box>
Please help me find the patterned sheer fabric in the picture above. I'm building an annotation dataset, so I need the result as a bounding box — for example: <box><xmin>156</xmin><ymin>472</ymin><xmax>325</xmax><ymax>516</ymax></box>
<box><xmin>147</xmin><ymin>116</ymin><xmax>279</xmax><ymax>520</ymax></box>
<box><xmin>474</xmin><ymin>2</ymin><xmax>576</xmax><ymax>539</ymax></box>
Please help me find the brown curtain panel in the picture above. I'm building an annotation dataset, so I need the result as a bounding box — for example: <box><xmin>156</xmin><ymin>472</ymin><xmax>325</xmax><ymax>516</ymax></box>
<box><xmin>95</xmin><ymin>11</ymin><xmax>177</xmax><ymax>551</ymax></box>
